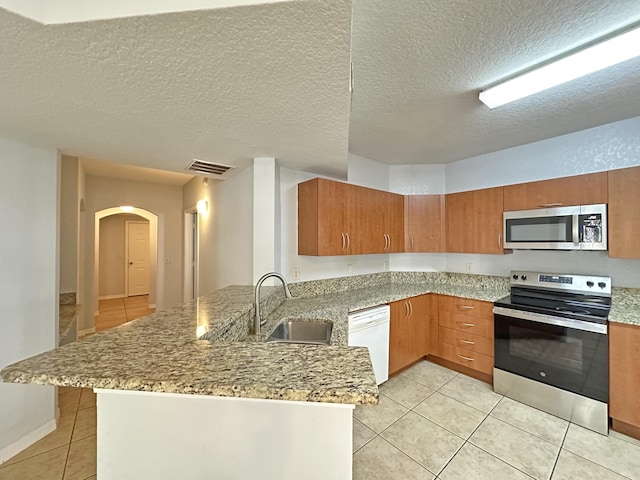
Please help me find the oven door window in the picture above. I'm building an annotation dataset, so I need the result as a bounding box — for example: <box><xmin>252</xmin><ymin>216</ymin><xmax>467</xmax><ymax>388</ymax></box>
<box><xmin>494</xmin><ymin>314</ymin><xmax>608</xmax><ymax>402</ymax></box>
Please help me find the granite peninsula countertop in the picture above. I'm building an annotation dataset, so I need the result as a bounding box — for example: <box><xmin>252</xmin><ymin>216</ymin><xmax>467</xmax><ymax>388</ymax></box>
<box><xmin>0</xmin><ymin>272</ymin><xmax>512</xmax><ymax>406</ymax></box>
<box><xmin>3</xmin><ymin>271</ymin><xmax>637</xmax><ymax>405</ymax></box>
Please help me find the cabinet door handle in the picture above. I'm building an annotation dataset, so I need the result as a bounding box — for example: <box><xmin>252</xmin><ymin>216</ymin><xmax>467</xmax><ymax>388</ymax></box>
<box><xmin>410</xmin><ymin>234</ymin><xmax>414</xmax><ymax>248</ymax></box>
<box><xmin>459</xmin><ymin>339</ymin><xmax>475</xmax><ymax>345</ymax></box>
<box><xmin>388</xmin><ymin>234</ymin><xmax>391</xmax><ymax>250</ymax></box>
<box><xmin>498</xmin><ymin>233</ymin><xmax>502</xmax><ymax>250</ymax></box>
<box><xmin>457</xmin><ymin>354</ymin><xmax>475</xmax><ymax>362</ymax></box>
<box><xmin>341</xmin><ymin>232</ymin><xmax>345</xmax><ymax>251</ymax></box>
<box><xmin>408</xmin><ymin>300</ymin><xmax>413</xmax><ymax>317</ymax></box>
<box><xmin>346</xmin><ymin>232</ymin><xmax>351</xmax><ymax>250</ymax></box>
<box><xmin>457</xmin><ymin>305</ymin><xmax>474</xmax><ymax>311</ymax></box>
<box><xmin>539</xmin><ymin>203</ymin><xmax>563</xmax><ymax>208</ymax></box>
<box><xmin>385</xmin><ymin>234</ymin><xmax>390</xmax><ymax>250</ymax></box>
<box><xmin>457</xmin><ymin>322</ymin><xmax>476</xmax><ymax>328</ymax></box>
<box><xmin>405</xmin><ymin>301</ymin><xmax>410</xmax><ymax>319</ymax></box>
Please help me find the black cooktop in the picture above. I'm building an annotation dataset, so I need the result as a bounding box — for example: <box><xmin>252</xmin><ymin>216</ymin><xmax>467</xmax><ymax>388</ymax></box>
<box><xmin>494</xmin><ymin>287</ymin><xmax>611</xmax><ymax>325</ymax></box>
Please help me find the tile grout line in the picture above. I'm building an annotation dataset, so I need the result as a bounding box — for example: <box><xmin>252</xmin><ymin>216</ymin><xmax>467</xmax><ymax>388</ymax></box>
<box><xmin>61</xmin><ymin>389</ymin><xmax>82</xmax><ymax>480</ymax></box>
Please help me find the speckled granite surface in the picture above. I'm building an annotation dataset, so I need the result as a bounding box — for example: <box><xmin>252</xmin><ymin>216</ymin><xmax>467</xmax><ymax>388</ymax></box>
<box><xmin>0</xmin><ymin>273</ymin><xmax>510</xmax><ymax>405</ymax></box>
<box><xmin>59</xmin><ymin>292</ymin><xmax>77</xmax><ymax>305</ymax></box>
<box><xmin>610</xmin><ymin>288</ymin><xmax>640</xmax><ymax>326</ymax></box>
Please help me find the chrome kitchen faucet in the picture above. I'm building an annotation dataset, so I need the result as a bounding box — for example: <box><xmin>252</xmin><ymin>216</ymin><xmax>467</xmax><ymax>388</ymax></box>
<box><xmin>254</xmin><ymin>272</ymin><xmax>293</xmax><ymax>335</ymax></box>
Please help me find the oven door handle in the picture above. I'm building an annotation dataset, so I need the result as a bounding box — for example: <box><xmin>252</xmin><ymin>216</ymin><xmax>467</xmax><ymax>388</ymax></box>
<box><xmin>493</xmin><ymin>306</ymin><xmax>607</xmax><ymax>334</ymax></box>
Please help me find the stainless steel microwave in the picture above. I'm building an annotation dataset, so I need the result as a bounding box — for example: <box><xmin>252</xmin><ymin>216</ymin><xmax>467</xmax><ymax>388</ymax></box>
<box><xmin>503</xmin><ymin>204</ymin><xmax>607</xmax><ymax>250</ymax></box>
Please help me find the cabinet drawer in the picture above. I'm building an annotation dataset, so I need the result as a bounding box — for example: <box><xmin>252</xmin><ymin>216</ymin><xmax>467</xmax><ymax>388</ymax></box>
<box><xmin>439</xmin><ymin>326</ymin><xmax>494</xmax><ymax>357</ymax></box>
<box><xmin>438</xmin><ymin>343</ymin><xmax>494</xmax><ymax>375</ymax></box>
<box><xmin>438</xmin><ymin>311</ymin><xmax>493</xmax><ymax>338</ymax></box>
<box><xmin>438</xmin><ymin>295</ymin><xmax>493</xmax><ymax>319</ymax></box>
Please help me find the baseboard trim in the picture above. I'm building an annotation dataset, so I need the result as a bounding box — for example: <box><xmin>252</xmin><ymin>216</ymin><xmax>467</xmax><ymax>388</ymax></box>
<box><xmin>78</xmin><ymin>327</ymin><xmax>95</xmax><ymax>337</ymax></box>
<box><xmin>0</xmin><ymin>418</ymin><xmax>56</xmax><ymax>465</ymax></box>
<box><xmin>99</xmin><ymin>294</ymin><xmax>125</xmax><ymax>300</ymax></box>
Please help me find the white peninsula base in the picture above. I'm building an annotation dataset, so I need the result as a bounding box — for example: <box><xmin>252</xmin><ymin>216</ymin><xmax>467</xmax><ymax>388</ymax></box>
<box><xmin>95</xmin><ymin>389</ymin><xmax>354</xmax><ymax>480</ymax></box>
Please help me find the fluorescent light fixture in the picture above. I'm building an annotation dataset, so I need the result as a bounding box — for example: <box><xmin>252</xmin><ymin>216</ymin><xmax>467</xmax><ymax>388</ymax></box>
<box><xmin>119</xmin><ymin>205</ymin><xmax>134</xmax><ymax>213</ymax></box>
<box><xmin>479</xmin><ymin>24</ymin><xmax>640</xmax><ymax>108</ymax></box>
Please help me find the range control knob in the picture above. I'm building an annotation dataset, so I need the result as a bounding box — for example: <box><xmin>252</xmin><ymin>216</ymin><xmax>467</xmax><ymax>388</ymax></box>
<box><xmin>520</xmin><ymin>274</ymin><xmax>527</xmax><ymax>281</ymax></box>
<box><xmin>512</xmin><ymin>274</ymin><xmax>519</xmax><ymax>280</ymax></box>
<box><xmin>598</xmin><ymin>282</ymin><xmax>607</xmax><ymax>289</ymax></box>
<box><xmin>586</xmin><ymin>281</ymin><xmax>594</xmax><ymax>287</ymax></box>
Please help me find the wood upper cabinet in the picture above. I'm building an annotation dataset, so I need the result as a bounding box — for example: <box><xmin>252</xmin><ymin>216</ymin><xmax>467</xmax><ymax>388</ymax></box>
<box><xmin>503</xmin><ymin>172</ymin><xmax>608</xmax><ymax>211</ymax></box>
<box><xmin>608</xmin><ymin>166</ymin><xmax>640</xmax><ymax>259</ymax></box>
<box><xmin>610</xmin><ymin>323</ymin><xmax>640</xmax><ymax>433</ymax></box>
<box><xmin>445</xmin><ymin>187</ymin><xmax>506</xmax><ymax>254</ymax></box>
<box><xmin>366</xmin><ymin>189</ymin><xmax>404</xmax><ymax>253</ymax></box>
<box><xmin>298</xmin><ymin>178</ymin><xmax>367</xmax><ymax>255</ymax></box>
<box><xmin>298</xmin><ymin>178</ymin><xmax>344</xmax><ymax>256</ymax></box>
<box><xmin>405</xmin><ymin>195</ymin><xmax>445</xmax><ymax>252</ymax></box>
<box><xmin>389</xmin><ymin>294</ymin><xmax>431</xmax><ymax>375</ymax></box>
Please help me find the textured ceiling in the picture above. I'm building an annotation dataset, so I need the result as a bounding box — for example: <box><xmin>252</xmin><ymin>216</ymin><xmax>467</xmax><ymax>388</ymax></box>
<box><xmin>81</xmin><ymin>158</ymin><xmax>194</xmax><ymax>186</ymax></box>
<box><xmin>0</xmin><ymin>1</ymin><xmax>352</xmax><ymax>178</ymax></box>
<box><xmin>350</xmin><ymin>0</ymin><xmax>640</xmax><ymax>165</ymax></box>
<box><xmin>1</xmin><ymin>0</ymin><xmax>640</xmax><ymax>181</ymax></box>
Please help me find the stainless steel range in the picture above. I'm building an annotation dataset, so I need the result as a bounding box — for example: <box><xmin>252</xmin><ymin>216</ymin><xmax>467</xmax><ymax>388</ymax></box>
<box><xmin>493</xmin><ymin>271</ymin><xmax>611</xmax><ymax>434</ymax></box>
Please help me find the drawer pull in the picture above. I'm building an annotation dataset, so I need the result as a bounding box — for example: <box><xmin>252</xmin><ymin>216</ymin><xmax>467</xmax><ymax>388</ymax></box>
<box><xmin>457</xmin><ymin>322</ymin><xmax>476</xmax><ymax>328</ymax></box>
<box><xmin>459</xmin><ymin>339</ymin><xmax>475</xmax><ymax>345</ymax></box>
<box><xmin>457</xmin><ymin>354</ymin><xmax>475</xmax><ymax>362</ymax></box>
<box><xmin>457</xmin><ymin>305</ymin><xmax>474</xmax><ymax>310</ymax></box>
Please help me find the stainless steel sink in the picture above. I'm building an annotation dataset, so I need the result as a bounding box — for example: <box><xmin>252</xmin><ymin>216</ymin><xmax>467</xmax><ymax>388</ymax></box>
<box><xmin>266</xmin><ymin>320</ymin><xmax>332</xmax><ymax>345</ymax></box>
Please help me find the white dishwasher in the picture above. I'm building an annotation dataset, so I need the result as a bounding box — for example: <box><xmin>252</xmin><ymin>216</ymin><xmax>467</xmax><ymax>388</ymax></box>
<box><xmin>348</xmin><ymin>305</ymin><xmax>390</xmax><ymax>385</ymax></box>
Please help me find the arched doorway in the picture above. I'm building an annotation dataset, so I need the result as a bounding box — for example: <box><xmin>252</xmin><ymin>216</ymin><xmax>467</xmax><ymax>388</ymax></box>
<box><xmin>93</xmin><ymin>207</ymin><xmax>158</xmax><ymax>331</ymax></box>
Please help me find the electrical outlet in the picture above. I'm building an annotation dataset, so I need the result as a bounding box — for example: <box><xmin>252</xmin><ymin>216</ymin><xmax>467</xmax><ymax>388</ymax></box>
<box><xmin>347</xmin><ymin>264</ymin><xmax>353</xmax><ymax>275</ymax></box>
<box><xmin>293</xmin><ymin>267</ymin><xmax>300</xmax><ymax>281</ymax></box>
<box><xmin>465</xmin><ymin>263</ymin><xmax>472</xmax><ymax>273</ymax></box>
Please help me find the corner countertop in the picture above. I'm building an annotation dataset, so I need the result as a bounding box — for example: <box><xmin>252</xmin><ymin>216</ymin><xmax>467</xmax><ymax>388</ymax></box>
<box><xmin>0</xmin><ymin>274</ymin><xmax>509</xmax><ymax>406</ymax></box>
<box><xmin>610</xmin><ymin>288</ymin><xmax>640</xmax><ymax>326</ymax></box>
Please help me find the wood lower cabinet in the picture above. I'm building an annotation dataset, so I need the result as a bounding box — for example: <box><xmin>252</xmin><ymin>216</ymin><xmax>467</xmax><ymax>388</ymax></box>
<box><xmin>503</xmin><ymin>172</ymin><xmax>608</xmax><ymax>211</ymax></box>
<box><xmin>445</xmin><ymin>187</ymin><xmax>506</xmax><ymax>254</ymax></box>
<box><xmin>608</xmin><ymin>166</ymin><xmax>640</xmax><ymax>259</ymax></box>
<box><xmin>405</xmin><ymin>195</ymin><xmax>445</xmax><ymax>252</ymax></box>
<box><xmin>389</xmin><ymin>294</ymin><xmax>432</xmax><ymax>375</ymax></box>
<box><xmin>610</xmin><ymin>322</ymin><xmax>640</xmax><ymax>437</ymax></box>
<box><xmin>435</xmin><ymin>295</ymin><xmax>494</xmax><ymax>376</ymax></box>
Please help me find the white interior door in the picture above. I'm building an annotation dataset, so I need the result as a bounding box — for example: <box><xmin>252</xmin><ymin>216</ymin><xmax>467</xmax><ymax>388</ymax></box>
<box><xmin>127</xmin><ymin>221</ymin><xmax>150</xmax><ymax>296</ymax></box>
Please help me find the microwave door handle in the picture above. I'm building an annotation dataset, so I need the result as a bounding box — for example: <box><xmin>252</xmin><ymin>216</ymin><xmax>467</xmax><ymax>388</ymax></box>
<box><xmin>572</xmin><ymin>214</ymin><xmax>580</xmax><ymax>244</ymax></box>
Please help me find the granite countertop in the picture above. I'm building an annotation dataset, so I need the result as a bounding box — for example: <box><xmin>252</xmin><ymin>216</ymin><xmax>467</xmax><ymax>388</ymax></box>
<box><xmin>610</xmin><ymin>288</ymin><xmax>640</xmax><ymax>326</ymax></box>
<box><xmin>0</xmin><ymin>274</ymin><xmax>510</xmax><ymax>406</ymax></box>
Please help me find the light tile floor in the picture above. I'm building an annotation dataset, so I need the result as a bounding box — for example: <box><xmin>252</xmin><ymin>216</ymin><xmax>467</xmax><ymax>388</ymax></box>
<box><xmin>354</xmin><ymin>360</ymin><xmax>640</xmax><ymax>480</ymax></box>
<box><xmin>3</xmin><ymin>360</ymin><xmax>640</xmax><ymax>479</ymax></box>
<box><xmin>0</xmin><ymin>387</ymin><xmax>96</xmax><ymax>480</ymax></box>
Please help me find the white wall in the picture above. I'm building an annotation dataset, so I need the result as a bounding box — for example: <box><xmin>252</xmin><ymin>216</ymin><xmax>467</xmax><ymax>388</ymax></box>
<box><xmin>347</xmin><ymin>153</ymin><xmax>389</xmax><ymax>190</ymax></box>
<box><xmin>183</xmin><ymin>166</ymin><xmax>254</xmax><ymax>293</ymax></box>
<box><xmin>445</xmin><ymin>116</ymin><xmax>640</xmax><ymax>193</ymax></box>
<box><xmin>83</xmin><ymin>176</ymin><xmax>183</xmax><ymax>330</ymax></box>
<box><xmin>98</xmin><ymin>214</ymin><xmax>148</xmax><ymax>298</ymax></box>
<box><xmin>77</xmin><ymin>162</ymin><xmax>86</xmax><ymax>306</ymax></box>
<box><xmin>59</xmin><ymin>155</ymin><xmax>78</xmax><ymax>294</ymax></box>
<box><xmin>390</xmin><ymin>116</ymin><xmax>640</xmax><ymax>287</ymax></box>
<box><xmin>0</xmin><ymin>133</ymin><xmax>57</xmax><ymax>462</ymax></box>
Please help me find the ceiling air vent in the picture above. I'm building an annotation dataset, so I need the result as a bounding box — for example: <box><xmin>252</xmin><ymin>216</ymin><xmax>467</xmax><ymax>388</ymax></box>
<box><xmin>186</xmin><ymin>159</ymin><xmax>235</xmax><ymax>177</ymax></box>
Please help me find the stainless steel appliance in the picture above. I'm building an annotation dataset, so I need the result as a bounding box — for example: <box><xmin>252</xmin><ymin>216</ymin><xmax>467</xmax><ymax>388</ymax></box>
<box><xmin>493</xmin><ymin>271</ymin><xmax>611</xmax><ymax>434</ymax></box>
<box><xmin>503</xmin><ymin>204</ymin><xmax>607</xmax><ymax>250</ymax></box>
